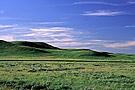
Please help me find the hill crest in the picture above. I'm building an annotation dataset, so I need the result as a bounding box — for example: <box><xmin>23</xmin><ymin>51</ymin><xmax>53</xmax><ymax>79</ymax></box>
<box><xmin>0</xmin><ymin>40</ymin><xmax>134</xmax><ymax>60</ymax></box>
<box><xmin>11</xmin><ymin>41</ymin><xmax>58</xmax><ymax>49</ymax></box>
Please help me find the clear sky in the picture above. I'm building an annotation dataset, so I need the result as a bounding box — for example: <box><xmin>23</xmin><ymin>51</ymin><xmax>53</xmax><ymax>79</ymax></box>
<box><xmin>0</xmin><ymin>0</ymin><xmax>135</xmax><ymax>54</ymax></box>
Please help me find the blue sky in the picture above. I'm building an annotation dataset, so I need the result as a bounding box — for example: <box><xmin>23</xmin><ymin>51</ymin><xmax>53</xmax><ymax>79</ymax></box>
<box><xmin>0</xmin><ymin>0</ymin><xmax>135</xmax><ymax>54</ymax></box>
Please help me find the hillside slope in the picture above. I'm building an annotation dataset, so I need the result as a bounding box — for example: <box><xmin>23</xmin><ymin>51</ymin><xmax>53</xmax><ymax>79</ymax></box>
<box><xmin>0</xmin><ymin>40</ymin><xmax>135</xmax><ymax>60</ymax></box>
<box><xmin>11</xmin><ymin>41</ymin><xmax>58</xmax><ymax>49</ymax></box>
<box><xmin>0</xmin><ymin>40</ymin><xmax>48</xmax><ymax>56</ymax></box>
<box><xmin>0</xmin><ymin>40</ymin><xmax>112</xmax><ymax>58</ymax></box>
<box><xmin>46</xmin><ymin>49</ymin><xmax>112</xmax><ymax>59</ymax></box>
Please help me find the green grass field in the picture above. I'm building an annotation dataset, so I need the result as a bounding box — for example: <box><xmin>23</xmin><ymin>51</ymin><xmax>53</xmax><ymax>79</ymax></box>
<box><xmin>0</xmin><ymin>40</ymin><xmax>135</xmax><ymax>89</ymax></box>
<box><xmin>0</xmin><ymin>61</ymin><xmax>135</xmax><ymax>90</ymax></box>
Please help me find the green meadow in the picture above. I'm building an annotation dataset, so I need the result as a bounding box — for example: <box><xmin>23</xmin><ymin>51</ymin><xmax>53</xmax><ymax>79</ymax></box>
<box><xmin>0</xmin><ymin>40</ymin><xmax>135</xmax><ymax>90</ymax></box>
<box><xmin>0</xmin><ymin>61</ymin><xmax>135</xmax><ymax>90</ymax></box>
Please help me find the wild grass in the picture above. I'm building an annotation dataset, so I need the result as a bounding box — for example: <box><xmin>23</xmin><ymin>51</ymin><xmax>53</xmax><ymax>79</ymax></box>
<box><xmin>0</xmin><ymin>61</ymin><xmax>135</xmax><ymax>90</ymax></box>
<box><xmin>0</xmin><ymin>40</ymin><xmax>135</xmax><ymax>89</ymax></box>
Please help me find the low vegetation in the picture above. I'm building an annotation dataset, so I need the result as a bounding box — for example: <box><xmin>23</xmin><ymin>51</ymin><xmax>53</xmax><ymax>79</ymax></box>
<box><xmin>0</xmin><ymin>40</ymin><xmax>134</xmax><ymax>60</ymax></box>
<box><xmin>0</xmin><ymin>61</ymin><xmax>135</xmax><ymax>90</ymax></box>
<box><xmin>0</xmin><ymin>40</ymin><xmax>135</xmax><ymax>89</ymax></box>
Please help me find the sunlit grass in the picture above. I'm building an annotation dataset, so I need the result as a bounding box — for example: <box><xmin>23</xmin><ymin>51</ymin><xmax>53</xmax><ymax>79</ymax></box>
<box><xmin>0</xmin><ymin>61</ymin><xmax>135</xmax><ymax>89</ymax></box>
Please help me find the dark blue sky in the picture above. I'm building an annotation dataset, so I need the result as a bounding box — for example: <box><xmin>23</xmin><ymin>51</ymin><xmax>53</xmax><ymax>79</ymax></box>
<box><xmin>0</xmin><ymin>0</ymin><xmax>135</xmax><ymax>54</ymax></box>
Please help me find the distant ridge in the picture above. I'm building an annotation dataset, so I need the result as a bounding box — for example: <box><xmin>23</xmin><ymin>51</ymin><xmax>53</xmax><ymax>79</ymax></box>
<box><xmin>0</xmin><ymin>40</ymin><xmax>53</xmax><ymax>56</ymax></box>
<box><xmin>0</xmin><ymin>40</ymin><xmax>111</xmax><ymax>57</ymax></box>
<box><xmin>0</xmin><ymin>40</ymin><xmax>134</xmax><ymax>60</ymax></box>
<box><xmin>11</xmin><ymin>41</ymin><xmax>59</xmax><ymax>49</ymax></box>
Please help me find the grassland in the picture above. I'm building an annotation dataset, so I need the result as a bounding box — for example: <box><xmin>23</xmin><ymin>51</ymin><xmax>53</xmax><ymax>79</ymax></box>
<box><xmin>0</xmin><ymin>40</ymin><xmax>135</xmax><ymax>61</ymax></box>
<box><xmin>0</xmin><ymin>61</ymin><xmax>135</xmax><ymax>90</ymax></box>
<box><xmin>0</xmin><ymin>40</ymin><xmax>135</xmax><ymax>90</ymax></box>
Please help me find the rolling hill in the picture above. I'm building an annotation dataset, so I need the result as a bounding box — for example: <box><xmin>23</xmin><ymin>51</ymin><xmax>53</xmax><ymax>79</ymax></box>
<box><xmin>0</xmin><ymin>40</ymin><xmax>135</xmax><ymax>60</ymax></box>
<box><xmin>11</xmin><ymin>41</ymin><xmax>58</xmax><ymax>49</ymax></box>
<box><xmin>0</xmin><ymin>40</ymin><xmax>48</xmax><ymax>56</ymax></box>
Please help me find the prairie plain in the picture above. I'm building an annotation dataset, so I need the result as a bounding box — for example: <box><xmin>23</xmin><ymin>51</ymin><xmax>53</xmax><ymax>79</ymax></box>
<box><xmin>0</xmin><ymin>61</ymin><xmax>135</xmax><ymax>90</ymax></box>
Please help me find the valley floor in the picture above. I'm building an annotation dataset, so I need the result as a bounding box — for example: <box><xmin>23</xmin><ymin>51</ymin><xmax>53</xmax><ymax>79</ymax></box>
<box><xmin>0</xmin><ymin>61</ymin><xmax>135</xmax><ymax>90</ymax></box>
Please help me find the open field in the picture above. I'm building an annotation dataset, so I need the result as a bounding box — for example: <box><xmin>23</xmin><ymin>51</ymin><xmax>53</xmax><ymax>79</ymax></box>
<box><xmin>1</xmin><ymin>0</ymin><xmax>135</xmax><ymax>89</ymax></box>
<box><xmin>0</xmin><ymin>40</ymin><xmax>135</xmax><ymax>89</ymax></box>
<box><xmin>0</xmin><ymin>61</ymin><xmax>135</xmax><ymax>90</ymax></box>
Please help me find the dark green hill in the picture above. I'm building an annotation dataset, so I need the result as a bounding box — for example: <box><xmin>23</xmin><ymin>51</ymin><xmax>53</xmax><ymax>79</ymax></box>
<box><xmin>0</xmin><ymin>40</ymin><xmax>48</xmax><ymax>56</ymax></box>
<box><xmin>0</xmin><ymin>40</ymin><xmax>112</xmax><ymax>58</ymax></box>
<box><xmin>11</xmin><ymin>41</ymin><xmax>58</xmax><ymax>49</ymax></box>
<box><xmin>46</xmin><ymin>49</ymin><xmax>112</xmax><ymax>60</ymax></box>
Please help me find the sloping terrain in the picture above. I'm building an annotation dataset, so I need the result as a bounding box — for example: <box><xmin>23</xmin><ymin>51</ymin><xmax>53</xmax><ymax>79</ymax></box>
<box><xmin>11</xmin><ymin>41</ymin><xmax>58</xmax><ymax>49</ymax></box>
<box><xmin>0</xmin><ymin>40</ymin><xmax>111</xmax><ymax>57</ymax></box>
<box><xmin>0</xmin><ymin>40</ymin><xmax>135</xmax><ymax>60</ymax></box>
<box><xmin>0</xmin><ymin>40</ymin><xmax>48</xmax><ymax>56</ymax></box>
<box><xmin>46</xmin><ymin>49</ymin><xmax>112</xmax><ymax>59</ymax></box>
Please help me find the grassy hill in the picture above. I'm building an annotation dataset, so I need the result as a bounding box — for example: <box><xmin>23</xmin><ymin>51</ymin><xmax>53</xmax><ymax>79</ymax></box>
<box><xmin>0</xmin><ymin>40</ymin><xmax>135</xmax><ymax>60</ymax></box>
<box><xmin>11</xmin><ymin>41</ymin><xmax>58</xmax><ymax>49</ymax></box>
<box><xmin>0</xmin><ymin>40</ymin><xmax>48</xmax><ymax>56</ymax></box>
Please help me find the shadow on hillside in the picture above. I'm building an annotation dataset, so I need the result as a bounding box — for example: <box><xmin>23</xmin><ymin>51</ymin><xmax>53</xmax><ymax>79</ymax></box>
<box><xmin>93</xmin><ymin>52</ymin><xmax>112</xmax><ymax>57</ymax></box>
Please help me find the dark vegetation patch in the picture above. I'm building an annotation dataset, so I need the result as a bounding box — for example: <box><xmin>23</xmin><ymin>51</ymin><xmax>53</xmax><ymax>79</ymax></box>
<box><xmin>93</xmin><ymin>51</ymin><xmax>111</xmax><ymax>57</ymax></box>
<box><xmin>11</xmin><ymin>41</ymin><xmax>59</xmax><ymax>49</ymax></box>
<box><xmin>0</xmin><ymin>80</ymin><xmax>51</xmax><ymax>90</ymax></box>
<box><xmin>28</xmin><ymin>67</ymin><xmax>85</xmax><ymax>72</ymax></box>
